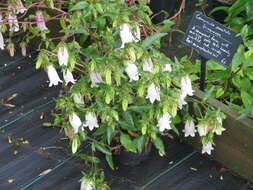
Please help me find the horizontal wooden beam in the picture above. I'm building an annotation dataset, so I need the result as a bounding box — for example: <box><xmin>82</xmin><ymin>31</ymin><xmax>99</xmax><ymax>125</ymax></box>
<box><xmin>187</xmin><ymin>88</ymin><xmax>253</xmax><ymax>183</ymax></box>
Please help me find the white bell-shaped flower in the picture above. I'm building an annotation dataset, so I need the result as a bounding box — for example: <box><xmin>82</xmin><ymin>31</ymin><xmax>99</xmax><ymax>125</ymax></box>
<box><xmin>120</xmin><ymin>23</ymin><xmax>135</xmax><ymax>48</ymax></box>
<box><xmin>197</xmin><ymin>124</ymin><xmax>208</xmax><ymax>137</ymax></box>
<box><xmin>178</xmin><ymin>93</ymin><xmax>187</xmax><ymax>109</ymax></box>
<box><xmin>63</xmin><ymin>69</ymin><xmax>76</xmax><ymax>85</ymax></box>
<box><xmin>36</xmin><ymin>11</ymin><xmax>47</xmax><ymax>31</ymax></box>
<box><xmin>58</xmin><ymin>46</ymin><xmax>69</xmax><ymax>66</ymax></box>
<box><xmin>15</xmin><ymin>0</ymin><xmax>27</xmax><ymax>14</ymax></box>
<box><xmin>146</xmin><ymin>83</ymin><xmax>160</xmax><ymax>104</ymax></box>
<box><xmin>183</xmin><ymin>120</ymin><xmax>196</xmax><ymax>137</ymax></box>
<box><xmin>8</xmin><ymin>14</ymin><xmax>19</xmax><ymax>32</ymax></box>
<box><xmin>90</xmin><ymin>71</ymin><xmax>103</xmax><ymax>87</ymax></box>
<box><xmin>80</xmin><ymin>180</ymin><xmax>93</xmax><ymax>190</ymax></box>
<box><xmin>214</xmin><ymin>126</ymin><xmax>226</xmax><ymax>135</ymax></box>
<box><xmin>83</xmin><ymin>112</ymin><xmax>99</xmax><ymax>131</ymax></box>
<box><xmin>157</xmin><ymin>112</ymin><xmax>172</xmax><ymax>132</ymax></box>
<box><xmin>73</xmin><ymin>93</ymin><xmax>84</xmax><ymax>105</ymax></box>
<box><xmin>0</xmin><ymin>32</ymin><xmax>5</xmax><ymax>50</ymax></box>
<box><xmin>142</xmin><ymin>58</ymin><xmax>153</xmax><ymax>72</ymax></box>
<box><xmin>69</xmin><ymin>113</ymin><xmax>82</xmax><ymax>134</ymax></box>
<box><xmin>202</xmin><ymin>141</ymin><xmax>214</xmax><ymax>155</ymax></box>
<box><xmin>47</xmin><ymin>65</ymin><xmax>62</xmax><ymax>87</ymax></box>
<box><xmin>163</xmin><ymin>64</ymin><xmax>172</xmax><ymax>72</ymax></box>
<box><xmin>125</xmin><ymin>62</ymin><xmax>139</xmax><ymax>82</ymax></box>
<box><xmin>213</xmin><ymin>117</ymin><xmax>225</xmax><ymax>135</ymax></box>
<box><xmin>181</xmin><ymin>75</ymin><xmax>194</xmax><ymax>96</ymax></box>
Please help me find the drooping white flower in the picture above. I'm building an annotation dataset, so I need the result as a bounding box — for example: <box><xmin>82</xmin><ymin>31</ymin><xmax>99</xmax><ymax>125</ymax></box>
<box><xmin>57</xmin><ymin>46</ymin><xmax>69</xmax><ymax>66</ymax></box>
<box><xmin>197</xmin><ymin>124</ymin><xmax>208</xmax><ymax>137</ymax></box>
<box><xmin>83</xmin><ymin>112</ymin><xmax>99</xmax><ymax>131</ymax></box>
<box><xmin>8</xmin><ymin>14</ymin><xmax>19</xmax><ymax>32</ymax></box>
<box><xmin>47</xmin><ymin>65</ymin><xmax>62</xmax><ymax>87</ymax></box>
<box><xmin>73</xmin><ymin>93</ymin><xmax>84</xmax><ymax>105</ymax></box>
<box><xmin>0</xmin><ymin>32</ymin><xmax>5</xmax><ymax>50</ymax></box>
<box><xmin>142</xmin><ymin>58</ymin><xmax>153</xmax><ymax>72</ymax></box>
<box><xmin>183</xmin><ymin>120</ymin><xmax>196</xmax><ymax>137</ymax></box>
<box><xmin>214</xmin><ymin>126</ymin><xmax>226</xmax><ymax>135</ymax></box>
<box><xmin>120</xmin><ymin>23</ymin><xmax>135</xmax><ymax>48</ymax></box>
<box><xmin>180</xmin><ymin>75</ymin><xmax>194</xmax><ymax>97</ymax></box>
<box><xmin>63</xmin><ymin>69</ymin><xmax>76</xmax><ymax>85</ymax></box>
<box><xmin>90</xmin><ymin>71</ymin><xmax>103</xmax><ymax>87</ymax></box>
<box><xmin>157</xmin><ymin>112</ymin><xmax>172</xmax><ymax>132</ymax></box>
<box><xmin>125</xmin><ymin>62</ymin><xmax>139</xmax><ymax>82</ymax></box>
<box><xmin>202</xmin><ymin>141</ymin><xmax>214</xmax><ymax>155</ymax></box>
<box><xmin>80</xmin><ymin>180</ymin><xmax>93</xmax><ymax>190</ymax></box>
<box><xmin>146</xmin><ymin>83</ymin><xmax>160</xmax><ymax>104</ymax></box>
<box><xmin>36</xmin><ymin>11</ymin><xmax>47</xmax><ymax>31</ymax></box>
<box><xmin>213</xmin><ymin>117</ymin><xmax>226</xmax><ymax>135</ymax></box>
<box><xmin>178</xmin><ymin>93</ymin><xmax>187</xmax><ymax>109</ymax></box>
<box><xmin>15</xmin><ymin>0</ymin><xmax>27</xmax><ymax>14</ymax></box>
<box><xmin>69</xmin><ymin>113</ymin><xmax>82</xmax><ymax>134</ymax></box>
<box><xmin>163</xmin><ymin>64</ymin><xmax>172</xmax><ymax>72</ymax></box>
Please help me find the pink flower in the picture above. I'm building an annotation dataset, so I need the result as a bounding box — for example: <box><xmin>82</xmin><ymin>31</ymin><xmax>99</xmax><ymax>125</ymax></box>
<box><xmin>8</xmin><ymin>14</ymin><xmax>19</xmax><ymax>32</ymax></box>
<box><xmin>36</xmin><ymin>11</ymin><xmax>47</xmax><ymax>31</ymax></box>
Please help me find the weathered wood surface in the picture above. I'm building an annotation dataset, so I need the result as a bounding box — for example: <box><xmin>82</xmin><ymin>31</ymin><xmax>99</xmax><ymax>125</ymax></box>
<box><xmin>188</xmin><ymin>88</ymin><xmax>253</xmax><ymax>183</ymax></box>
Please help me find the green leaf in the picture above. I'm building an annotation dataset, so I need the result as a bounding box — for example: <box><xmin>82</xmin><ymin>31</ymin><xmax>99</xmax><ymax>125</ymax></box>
<box><xmin>122</xmin><ymin>111</ymin><xmax>135</xmax><ymax>128</ymax></box>
<box><xmin>75</xmin><ymin>153</ymin><xmax>100</xmax><ymax>164</ymax></box>
<box><xmin>209</xmin><ymin>6</ymin><xmax>229</xmax><ymax>15</ymax></box>
<box><xmin>127</xmin><ymin>105</ymin><xmax>152</xmax><ymax>113</ymax></box>
<box><xmin>70</xmin><ymin>1</ymin><xmax>88</xmax><ymax>11</ymax></box>
<box><xmin>120</xmin><ymin>133</ymin><xmax>137</xmax><ymax>153</ymax></box>
<box><xmin>106</xmin><ymin>154</ymin><xmax>114</xmax><ymax>170</ymax></box>
<box><xmin>142</xmin><ymin>33</ymin><xmax>167</xmax><ymax>48</ymax></box>
<box><xmin>153</xmin><ymin>137</ymin><xmax>165</xmax><ymax>156</ymax></box>
<box><xmin>94</xmin><ymin>143</ymin><xmax>112</xmax><ymax>155</ymax></box>
<box><xmin>231</xmin><ymin>49</ymin><xmax>243</xmax><ymax>72</ymax></box>
<box><xmin>134</xmin><ymin>136</ymin><xmax>147</xmax><ymax>153</ymax></box>
<box><xmin>93</xmin><ymin>125</ymin><xmax>107</xmax><ymax>136</ymax></box>
<box><xmin>171</xmin><ymin>124</ymin><xmax>180</xmax><ymax>136</ymax></box>
<box><xmin>118</xmin><ymin>121</ymin><xmax>136</xmax><ymax>131</ymax></box>
<box><xmin>60</xmin><ymin>28</ymin><xmax>88</xmax><ymax>34</ymax></box>
<box><xmin>241</xmin><ymin>91</ymin><xmax>252</xmax><ymax>107</ymax></box>
<box><xmin>107</xmin><ymin>126</ymin><xmax>114</xmax><ymax>145</ymax></box>
<box><xmin>203</xmin><ymin>86</ymin><xmax>215</xmax><ymax>102</ymax></box>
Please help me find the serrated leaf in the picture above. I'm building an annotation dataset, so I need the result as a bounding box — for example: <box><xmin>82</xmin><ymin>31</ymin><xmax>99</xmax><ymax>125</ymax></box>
<box><xmin>106</xmin><ymin>154</ymin><xmax>114</xmax><ymax>170</ymax></box>
<box><xmin>142</xmin><ymin>33</ymin><xmax>167</xmax><ymax>48</ymax></box>
<box><xmin>153</xmin><ymin>137</ymin><xmax>165</xmax><ymax>156</ymax></box>
<box><xmin>127</xmin><ymin>105</ymin><xmax>152</xmax><ymax>113</ymax></box>
<box><xmin>107</xmin><ymin>126</ymin><xmax>113</xmax><ymax>145</ymax></box>
<box><xmin>93</xmin><ymin>125</ymin><xmax>107</xmax><ymax>136</ymax></box>
<box><xmin>134</xmin><ymin>136</ymin><xmax>146</xmax><ymax>153</ymax></box>
<box><xmin>122</xmin><ymin>111</ymin><xmax>135</xmax><ymax>129</ymax></box>
<box><xmin>75</xmin><ymin>153</ymin><xmax>101</xmax><ymax>164</ymax></box>
<box><xmin>70</xmin><ymin>1</ymin><xmax>88</xmax><ymax>11</ymax></box>
<box><xmin>60</xmin><ymin>28</ymin><xmax>88</xmax><ymax>34</ymax></box>
<box><xmin>241</xmin><ymin>91</ymin><xmax>252</xmax><ymax>107</ymax></box>
<box><xmin>94</xmin><ymin>143</ymin><xmax>112</xmax><ymax>155</ymax></box>
<box><xmin>120</xmin><ymin>133</ymin><xmax>137</xmax><ymax>153</ymax></box>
